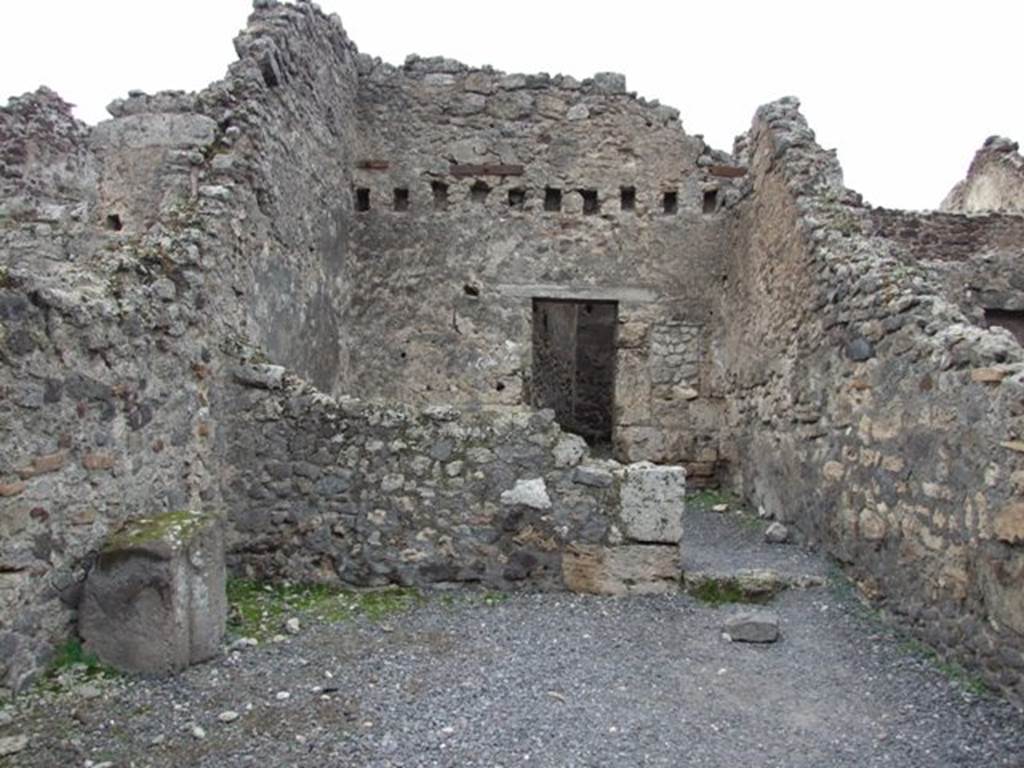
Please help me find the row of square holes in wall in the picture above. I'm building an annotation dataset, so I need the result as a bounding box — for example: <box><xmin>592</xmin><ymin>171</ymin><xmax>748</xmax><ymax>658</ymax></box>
<box><xmin>354</xmin><ymin>184</ymin><xmax>719</xmax><ymax>215</ymax></box>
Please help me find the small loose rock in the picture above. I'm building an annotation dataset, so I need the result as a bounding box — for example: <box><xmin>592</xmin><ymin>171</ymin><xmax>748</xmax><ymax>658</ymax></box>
<box><xmin>765</xmin><ymin>522</ymin><xmax>790</xmax><ymax>544</ymax></box>
<box><xmin>724</xmin><ymin>610</ymin><xmax>781</xmax><ymax>643</ymax></box>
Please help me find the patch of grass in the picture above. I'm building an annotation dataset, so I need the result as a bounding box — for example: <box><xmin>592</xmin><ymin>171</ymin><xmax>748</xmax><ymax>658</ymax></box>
<box><xmin>481</xmin><ymin>591</ymin><xmax>509</xmax><ymax>607</ymax></box>
<box><xmin>0</xmin><ymin>265</ymin><xmax>10</xmax><ymax>288</ymax></box>
<box><xmin>734</xmin><ymin>511</ymin><xmax>769</xmax><ymax>534</ymax></box>
<box><xmin>688</xmin><ymin>578</ymin><xmax>772</xmax><ymax>606</ymax></box>
<box><xmin>427</xmin><ymin>589</ymin><xmax>512</xmax><ymax>612</ymax></box>
<box><xmin>226</xmin><ymin>579</ymin><xmax>422</xmax><ymax>639</ymax></box>
<box><xmin>47</xmin><ymin>638</ymin><xmax>117</xmax><ymax>680</ymax></box>
<box><xmin>827</xmin><ymin>563</ymin><xmax>990</xmax><ymax>697</ymax></box>
<box><xmin>901</xmin><ymin>638</ymin><xmax>989</xmax><ymax>696</ymax></box>
<box><xmin>687</xmin><ymin>489</ymin><xmax>733</xmax><ymax>512</ymax></box>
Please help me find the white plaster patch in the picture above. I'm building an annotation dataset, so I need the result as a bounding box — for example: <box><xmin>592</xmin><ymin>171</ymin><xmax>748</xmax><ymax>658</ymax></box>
<box><xmin>500</xmin><ymin>478</ymin><xmax>552</xmax><ymax>509</ymax></box>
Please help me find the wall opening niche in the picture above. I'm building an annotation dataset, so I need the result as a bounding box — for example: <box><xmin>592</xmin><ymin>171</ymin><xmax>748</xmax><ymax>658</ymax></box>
<box><xmin>531</xmin><ymin>298</ymin><xmax>618</xmax><ymax>446</ymax></box>
<box><xmin>984</xmin><ymin>308</ymin><xmax>1024</xmax><ymax>346</ymax></box>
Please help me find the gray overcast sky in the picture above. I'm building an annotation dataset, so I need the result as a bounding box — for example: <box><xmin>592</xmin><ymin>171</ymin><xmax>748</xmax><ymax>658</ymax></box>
<box><xmin>3</xmin><ymin>0</ymin><xmax>1021</xmax><ymax>211</ymax></box>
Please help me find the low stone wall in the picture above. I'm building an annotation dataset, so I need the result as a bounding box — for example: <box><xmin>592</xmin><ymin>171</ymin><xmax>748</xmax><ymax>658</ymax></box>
<box><xmin>222</xmin><ymin>363</ymin><xmax>683</xmax><ymax>591</ymax></box>
<box><xmin>867</xmin><ymin>208</ymin><xmax>1024</xmax><ymax>263</ymax></box>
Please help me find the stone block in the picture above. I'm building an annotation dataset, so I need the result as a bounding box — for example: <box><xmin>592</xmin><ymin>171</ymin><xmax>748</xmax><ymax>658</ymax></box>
<box><xmin>500</xmin><ymin>478</ymin><xmax>551</xmax><ymax>509</ymax></box>
<box><xmin>562</xmin><ymin>544</ymin><xmax>679</xmax><ymax>596</ymax></box>
<box><xmin>724</xmin><ymin>610</ymin><xmax>780</xmax><ymax>643</ymax></box>
<box><xmin>233</xmin><ymin>363</ymin><xmax>286</xmax><ymax>390</ymax></box>
<box><xmin>572</xmin><ymin>464</ymin><xmax>615</xmax><ymax>488</ymax></box>
<box><xmin>79</xmin><ymin>510</ymin><xmax>226</xmax><ymax>676</ymax></box>
<box><xmin>619</xmin><ymin>462</ymin><xmax>685</xmax><ymax>543</ymax></box>
<box><xmin>552</xmin><ymin>434</ymin><xmax>587</xmax><ymax>468</ymax></box>
<box><xmin>993</xmin><ymin>502</ymin><xmax>1024</xmax><ymax>544</ymax></box>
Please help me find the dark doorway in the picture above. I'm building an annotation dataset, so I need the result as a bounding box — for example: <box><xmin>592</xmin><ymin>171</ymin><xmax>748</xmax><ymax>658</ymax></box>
<box><xmin>532</xmin><ymin>299</ymin><xmax>618</xmax><ymax>445</ymax></box>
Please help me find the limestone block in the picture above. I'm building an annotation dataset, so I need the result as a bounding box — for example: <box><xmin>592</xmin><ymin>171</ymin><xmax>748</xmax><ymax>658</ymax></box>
<box><xmin>562</xmin><ymin>544</ymin><xmax>679</xmax><ymax>596</ymax></box>
<box><xmin>618</xmin><ymin>462</ymin><xmax>685</xmax><ymax>543</ymax></box>
<box><xmin>500</xmin><ymin>478</ymin><xmax>551</xmax><ymax>509</ymax></box>
<box><xmin>993</xmin><ymin>502</ymin><xmax>1024</xmax><ymax>544</ymax></box>
<box><xmin>552</xmin><ymin>434</ymin><xmax>587</xmax><ymax>468</ymax></box>
<box><xmin>79</xmin><ymin>510</ymin><xmax>226</xmax><ymax>676</ymax></box>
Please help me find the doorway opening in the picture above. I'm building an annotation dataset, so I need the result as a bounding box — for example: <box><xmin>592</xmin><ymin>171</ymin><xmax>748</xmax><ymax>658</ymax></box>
<box><xmin>531</xmin><ymin>298</ymin><xmax>618</xmax><ymax>446</ymax></box>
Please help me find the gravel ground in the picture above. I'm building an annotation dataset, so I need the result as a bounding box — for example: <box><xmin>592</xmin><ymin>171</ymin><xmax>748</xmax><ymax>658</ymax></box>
<box><xmin>3</xmin><ymin>582</ymin><xmax>1024</xmax><ymax>768</ymax></box>
<box><xmin>681</xmin><ymin>505</ymin><xmax>828</xmax><ymax>583</ymax></box>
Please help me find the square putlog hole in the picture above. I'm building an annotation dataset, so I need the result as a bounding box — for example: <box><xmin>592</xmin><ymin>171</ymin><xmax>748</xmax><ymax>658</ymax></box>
<box><xmin>432</xmin><ymin>181</ymin><xmax>449</xmax><ymax>211</ymax></box>
<box><xmin>508</xmin><ymin>188</ymin><xmax>527</xmax><ymax>210</ymax></box>
<box><xmin>393</xmin><ymin>188</ymin><xmax>410</xmax><ymax>212</ymax></box>
<box><xmin>663</xmin><ymin>190</ymin><xmax>679</xmax><ymax>215</ymax></box>
<box><xmin>580</xmin><ymin>189</ymin><xmax>599</xmax><ymax>215</ymax></box>
<box><xmin>544</xmin><ymin>187</ymin><xmax>562</xmax><ymax>212</ymax></box>
<box><xmin>620</xmin><ymin>187</ymin><xmax>636</xmax><ymax>212</ymax></box>
<box><xmin>355</xmin><ymin>188</ymin><xmax>371</xmax><ymax>212</ymax></box>
<box><xmin>470</xmin><ymin>181</ymin><xmax>491</xmax><ymax>204</ymax></box>
<box><xmin>703</xmin><ymin>189</ymin><xmax>718</xmax><ymax>214</ymax></box>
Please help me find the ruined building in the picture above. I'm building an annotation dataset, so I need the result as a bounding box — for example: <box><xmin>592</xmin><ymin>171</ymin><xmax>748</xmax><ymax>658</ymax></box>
<box><xmin>3</xmin><ymin>0</ymin><xmax>1024</xmax><ymax>701</ymax></box>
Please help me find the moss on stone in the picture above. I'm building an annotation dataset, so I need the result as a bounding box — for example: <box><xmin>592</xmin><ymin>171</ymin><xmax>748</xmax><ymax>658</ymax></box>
<box><xmin>226</xmin><ymin>579</ymin><xmax>422</xmax><ymax>640</ymax></box>
<box><xmin>45</xmin><ymin>638</ymin><xmax>118</xmax><ymax>681</ymax></box>
<box><xmin>105</xmin><ymin>510</ymin><xmax>210</xmax><ymax>551</ymax></box>
<box><xmin>688</xmin><ymin>577</ymin><xmax>775</xmax><ymax>606</ymax></box>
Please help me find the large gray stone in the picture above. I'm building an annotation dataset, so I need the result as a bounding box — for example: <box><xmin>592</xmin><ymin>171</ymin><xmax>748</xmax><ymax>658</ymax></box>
<box><xmin>79</xmin><ymin>510</ymin><xmax>226</xmax><ymax>676</ymax></box>
<box><xmin>619</xmin><ymin>462</ymin><xmax>685</xmax><ymax>543</ymax></box>
<box><xmin>724</xmin><ymin>611</ymin><xmax>780</xmax><ymax>643</ymax></box>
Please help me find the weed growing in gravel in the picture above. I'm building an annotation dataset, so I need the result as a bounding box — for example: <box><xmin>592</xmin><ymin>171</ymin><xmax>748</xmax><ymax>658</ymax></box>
<box><xmin>227</xmin><ymin>579</ymin><xmax>422</xmax><ymax>639</ymax></box>
<box><xmin>826</xmin><ymin>564</ymin><xmax>990</xmax><ymax>697</ymax></box>
<box><xmin>688</xmin><ymin>578</ymin><xmax>772</xmax><ymax>606</ymax></box>
<box><xmin>734</xmin><ymin>511</ymin><xmax>769</xmax><ymax>534</ymax></box>
<box><xmin>46</xmin><ymin>638</ymin><xmax>118</xmax><ymax>680</ymax></box>
<box><xmin>901</xmin><ymin>638</ymin><xmax>989</xmax><ymax>696</ymax></box>
<box><xmin>687</xmin><ymin>489</ymin><xmax>734</xmax><ymax>512</ymax></box>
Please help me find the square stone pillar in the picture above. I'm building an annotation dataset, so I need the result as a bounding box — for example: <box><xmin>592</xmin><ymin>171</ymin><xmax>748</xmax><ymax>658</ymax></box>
<box><xmin>79</xmin><ymin>510</ymin><xmax>226</xmax><ymax>675</ymax></box>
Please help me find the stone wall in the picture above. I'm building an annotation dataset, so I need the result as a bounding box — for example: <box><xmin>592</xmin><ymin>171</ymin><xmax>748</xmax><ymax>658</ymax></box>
<box><xmin>942</xmin><ymin>136</ymin><xmax>1024</xmax><ymax>214</ymax></box>
<box><xmin>0</xmin><ymin>91</ymin><xmax>219</xmax><ymax>694</ymax></box>
<box><xmin>719</xmin><ymin>98</ymin><xmax>1024</xmax><ymax>700</ymax></box>
<box><xmin>345</xmin><ymin>56</ymin><xmax>742</xmax><ymax>476</ymax></box>
<box><xmin>0</xmin><ymin>1</ymin><xmax>363</xmax><ymax>693</ymax></box>
<box><xmin>6</xmin><ymin>0</ymin><xmax>1024</xmax><ymax>705</ymax></box>
<box><xmin>867</xmin><ymin>208</ymin><xmax>1024</xmax><ymax>333</ymax></box>
<box><xmin>220</xmin><ymin>362</ymin><xmax>674</xmax><ymax>592</ymax></box>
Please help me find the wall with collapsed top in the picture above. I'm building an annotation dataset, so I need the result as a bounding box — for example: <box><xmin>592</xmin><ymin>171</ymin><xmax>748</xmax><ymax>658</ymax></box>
<box><xmin>221</xmin><ymin>363</ymin><xmax>642</xmax><ymax>590</ymax></box>
<box><xmin>0</xmin><ymin>1</ymin><xmax>363</xmax><ymax>693</ymax></box>
<box><xmin>719</xmin><ymin>98</ymin><xmax>1024</xmax><ymax>700</ymax></box>
<box><xmin>942</xmin><ymin>136</ymin><xmax>1024</xmax><ymax>215</ymax></box>
<box><xmin>346</xmin><ymin>56</ymin><xmax>746</xmax><ymax>481</ymax></box>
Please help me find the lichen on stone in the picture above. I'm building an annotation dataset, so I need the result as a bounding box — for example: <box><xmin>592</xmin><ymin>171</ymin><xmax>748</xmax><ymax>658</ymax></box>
<box><xmin>105</xmin><ymin>510</ymin><xmax>211</xmax><ymax>551</ymax></box>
